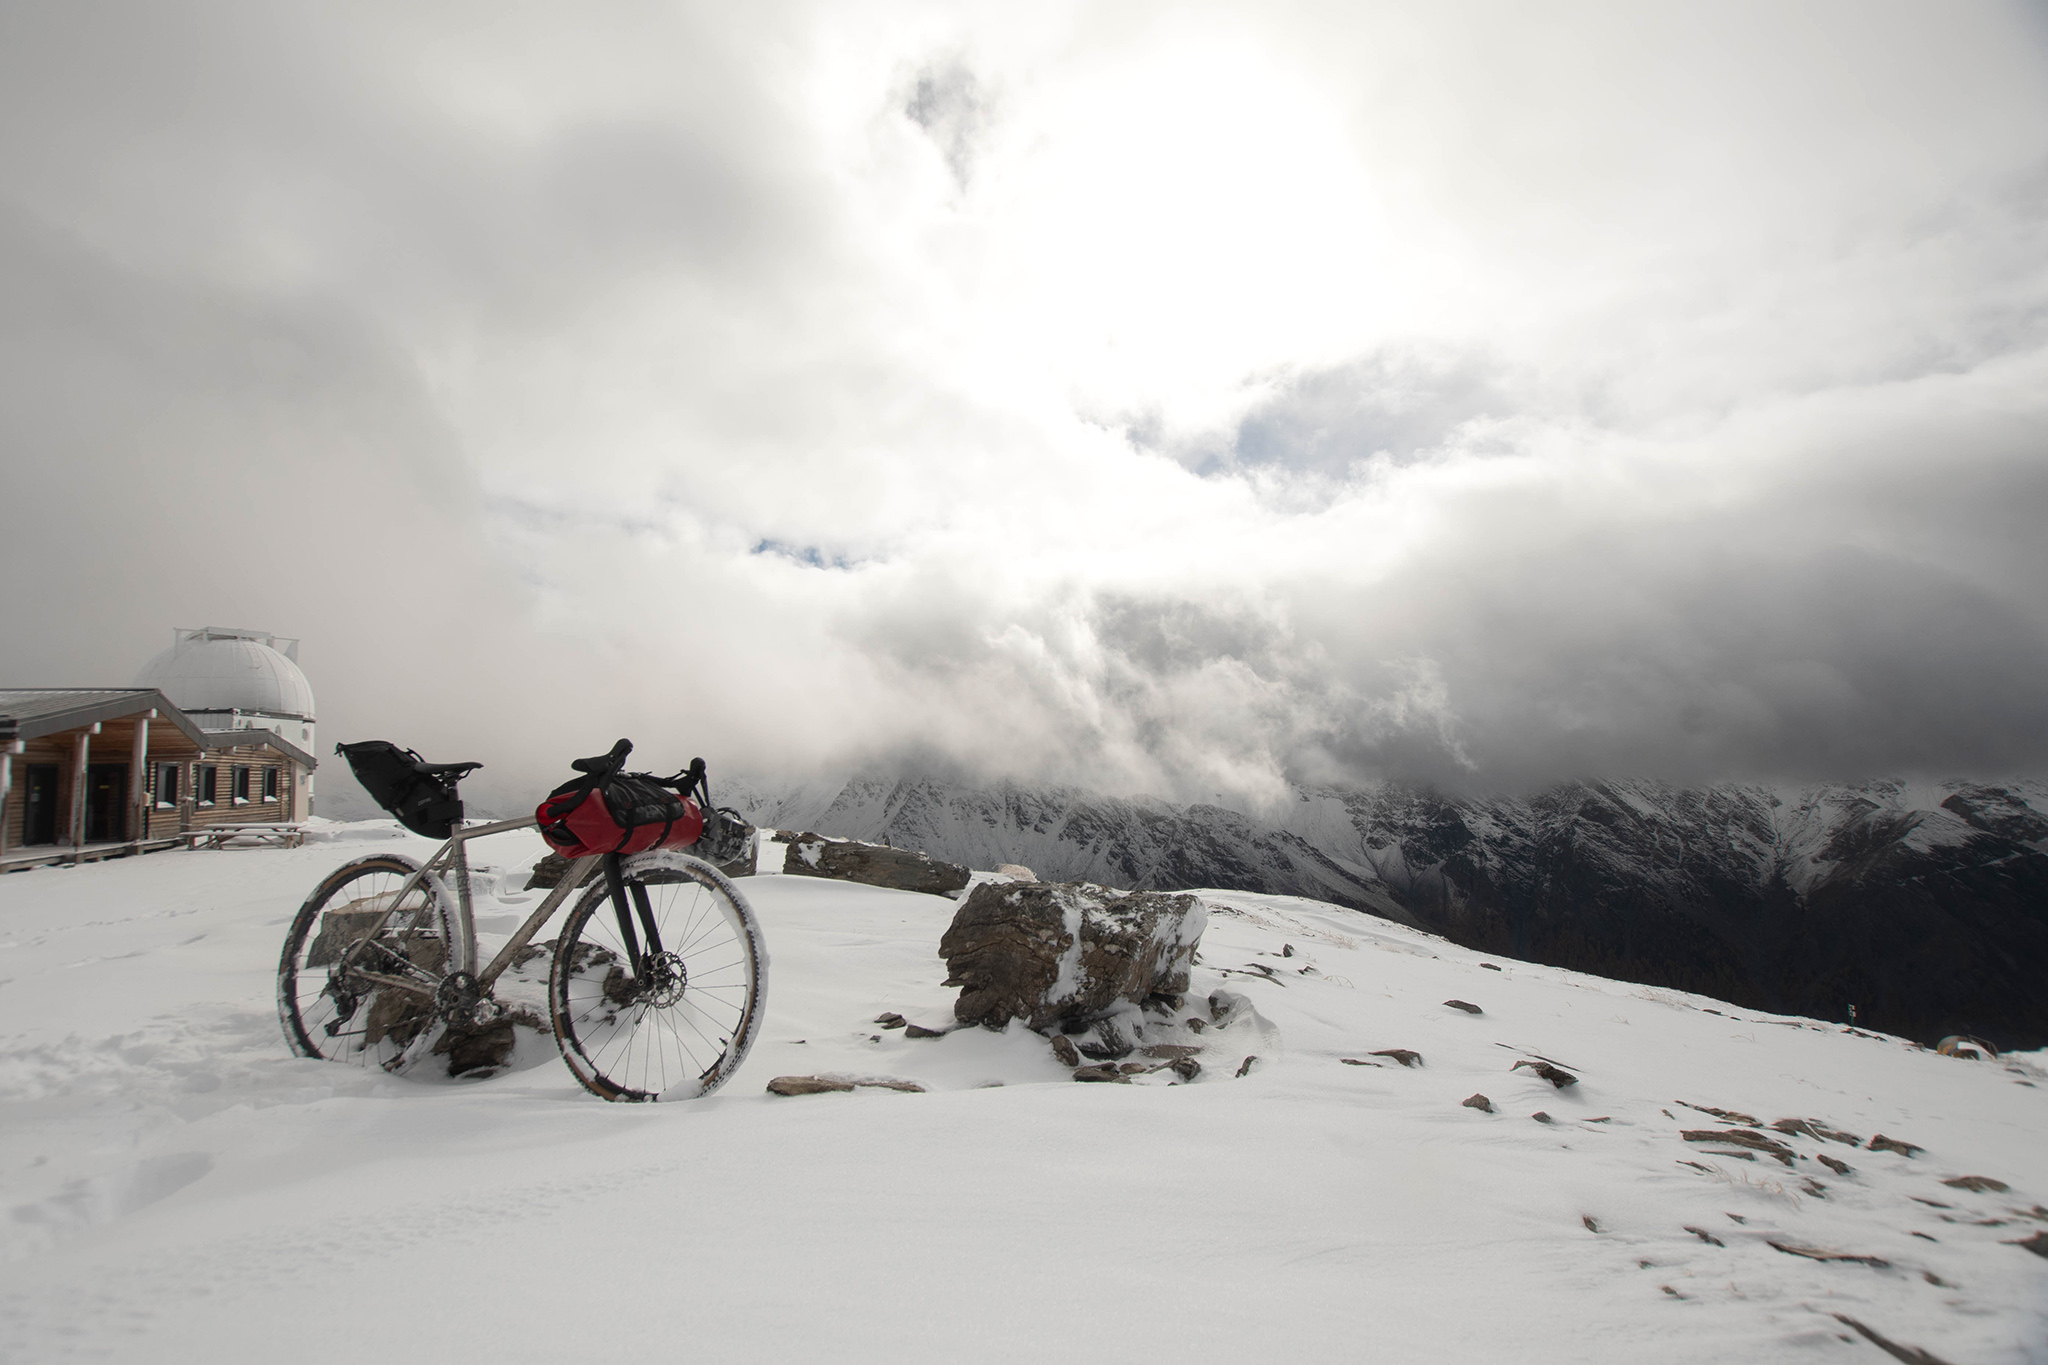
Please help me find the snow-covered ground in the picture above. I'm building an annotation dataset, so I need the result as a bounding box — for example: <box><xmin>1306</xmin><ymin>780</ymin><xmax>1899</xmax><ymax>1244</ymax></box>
<box><xmin>2</xmin><ymin>822</ymin><xmax>2043</xmax><ymax>1363</ymax></box>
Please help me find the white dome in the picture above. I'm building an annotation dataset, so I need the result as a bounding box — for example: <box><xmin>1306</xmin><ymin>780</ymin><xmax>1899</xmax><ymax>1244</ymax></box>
<box><xmin>137</xmin><ymin>628</ymin><xmax>315</xmax><ymax>719</ymax></box>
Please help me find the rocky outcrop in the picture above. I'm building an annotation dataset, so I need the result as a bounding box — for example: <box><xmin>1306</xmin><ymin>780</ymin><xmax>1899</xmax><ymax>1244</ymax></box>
<box><xmin>775</xmin><ymin>831</ymin><xmax>971</xmax><ymax>897</ymax></box>
<box><xmin>937</xmin><ymin>881</ymin><xmax>1206</xmax><ymax>1030</ymax></box>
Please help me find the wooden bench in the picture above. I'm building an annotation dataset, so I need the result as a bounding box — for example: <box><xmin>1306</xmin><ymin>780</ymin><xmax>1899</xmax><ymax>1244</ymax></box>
<box><xmin>185</xmin><ymin>823</ymin><xmax>306</xmax><ymax>850</ymax></box>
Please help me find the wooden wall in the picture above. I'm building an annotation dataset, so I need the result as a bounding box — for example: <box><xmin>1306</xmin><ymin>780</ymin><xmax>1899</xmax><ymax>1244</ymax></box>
<box><xmin>3</xmin><ymin>714</ymin><xmax>307</xmax><ymax>853</ymax></box>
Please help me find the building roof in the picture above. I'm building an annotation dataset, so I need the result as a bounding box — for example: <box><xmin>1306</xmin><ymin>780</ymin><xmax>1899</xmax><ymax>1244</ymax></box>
<box><xmin>0</xmin><ymin>689</ymin><xmax>207</xmax><ymax>746</ymax></box>
<box><xmin>199</xmin><ymin>727</ymin><xmax>317</xmax><ymax>769</ymax></box>
<box><xmin>135</xmin><ymin>627</ymin><xmax>315</xmax><ymax>720</ymax></box>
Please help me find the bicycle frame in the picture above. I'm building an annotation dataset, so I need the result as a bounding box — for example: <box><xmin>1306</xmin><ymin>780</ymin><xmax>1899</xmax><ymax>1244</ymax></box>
<box><xmin>335</xmin><ymin>815</ymin><xmax>602</xmax><ymax>1003</ymax></box>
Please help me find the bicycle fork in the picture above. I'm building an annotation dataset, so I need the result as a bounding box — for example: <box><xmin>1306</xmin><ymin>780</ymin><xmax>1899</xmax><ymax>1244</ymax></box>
<box><xmin>602</xmin><ymin>852</ymin><xmax>665</xmax><ymax>977</ymax></box>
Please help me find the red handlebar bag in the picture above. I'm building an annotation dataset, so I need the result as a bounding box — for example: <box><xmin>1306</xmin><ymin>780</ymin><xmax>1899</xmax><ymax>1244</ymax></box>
<box><xmin>536</xmin><ymin>778</ymin><xmax>706</xmax><ymax>858</ymax></box>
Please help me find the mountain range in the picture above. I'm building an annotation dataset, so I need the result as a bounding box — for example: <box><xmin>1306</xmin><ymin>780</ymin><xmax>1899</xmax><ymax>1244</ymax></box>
<box><xmin>724</xmin><ymin>773</ymin><xmax>2048</xmax><ymax>1050</ymax></box>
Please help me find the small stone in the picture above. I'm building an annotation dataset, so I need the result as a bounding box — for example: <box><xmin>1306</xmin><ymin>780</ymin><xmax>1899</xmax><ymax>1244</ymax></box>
<box><xmin>1340</xmin><ymin>1058</ymin><xmax>1382</xmax><ymax>1067</ymax></box>
<box><xmin>1532</xmin><ymin>1111</ymin><xmax>1553</xmax><ymax>1124</ymax></box>
<box><xmin>1462</xmin><ymin>1093</ymin><xmax>1494</xmax><ymax>1113</ymax></box>
<box><xmin>2007</xmin><ymin>1231</ymin><xmax>2048</xmax><ymax>1259</ymax></box>
<box><xmin>1818</xmin><ymin>1154</ymin><xmax>1854</xmax><ymax>1176</ymax></box>
<box><xmin>874</xmin><ymin>1013</ymin><xmax>907</xmax><ymax>1029</ymax></box>
<box><xmin>903</xmin><ymin>1024</ymin><xmax>946</xmax><ymax>1039</ymax></box>
<box><xmin>1512</xmin><ymin>1059</ymin><xmax>1577</xmax><ymax>1088</ymax></box>
<box><xmin>1072</xmin><ymin>1063</ymin><xmax>1127</xmax><ymax>1083</ymax></box>
<box><xmin>1185</xmin><ymin>1017</ymin><xmax>1207</xmax><ymax>1033</ymax></box>
<box><xmin>1370</xmin><ymin>1048</ymin><xmax>1423</xmax><ymax>1067</ymax></box>
<box><xmin>1943</xmin><ymin>1175</ymin><xmax>2008</xmax><ymax>1193</ymax></box>
<box><xmin>1480</xmin><ymin>963</ymin><xmax>1502</xmax><ymax>971</ymax></box>
<box><xmin>1049</xmin><ymin>1035</ymin><xmax>1082</xmax><ymax>1067</ymax></box>
<box><xmin>1142</xmin><ymin>1043</ymin><xmax>1202</xmax><ymax>1060</ymax></box>
<box><xmin>1582</xmin><ymin>1215</ymin><xmax>1600</xmax><ymax>1233</ymax></box>
<box><xmin>1444</xmin><ymin>1000</ymin><xmax>1483</xmax><ymax>1015</ymax></box>
<box><xmin>1170</xmin><ymin>1057</ymin><xmax>1201</xmax><ymax>1081</ymax></box>
<box><xmin>767</xmin><ymin>1075</ymin><xmax>855</xmax><ymax>1096</ymax></box>
<box><xmin>1683</xmin><ymin>1225</ymin><xmax>1724</xmax><ymax>1247</ymax></box>
<box><xmin>1868</xmin><ymin>1134</ymin><xmax>1924</xmax><ymax>1157</ymax></box>
<box><xmin>1281</xmin><ymin>944</ymin><xmax>1295</xmax><ymax>958</ymax></box>
<box><xmin>1118</xmin><ymin>1061</ymin><xmax>1153</xmax><ymax>1074</ymax></box>
<box><xmin>1234</xmin><ymin>1055</ymin><xmax>1258</xmax><ymax>1078</ymax></box>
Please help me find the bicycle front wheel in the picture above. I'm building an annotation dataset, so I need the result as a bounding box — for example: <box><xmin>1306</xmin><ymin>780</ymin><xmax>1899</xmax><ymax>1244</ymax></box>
<box><xmin>278</xmin><ymin>853</ymin><xmax>454</xmax><ymax>1071</ymax></box>
<box><xmin>549</xmin><ymin>851</ymin><xmax>768</xmax><ymax>1102</ymax></box>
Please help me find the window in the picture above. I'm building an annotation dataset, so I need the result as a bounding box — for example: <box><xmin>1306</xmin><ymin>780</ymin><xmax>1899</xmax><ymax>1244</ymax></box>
<box><xmin>156</xmin><ymin>763</ymin><xmax>180</xmax><ymax>808</ymax></box>
<box><xmin>198</xmin><ymin>765</ymin><xmax>218</xmax><ymax>805</ymax></box>
<box><xmin>262</xmin><ymin>767</ymin><xmax>279</xmax><ymax>801</ymax></box>
<box><xmin>232</xmin><ymin>765</ymin><xmax>251</xmax><ymax>803</ymax></box>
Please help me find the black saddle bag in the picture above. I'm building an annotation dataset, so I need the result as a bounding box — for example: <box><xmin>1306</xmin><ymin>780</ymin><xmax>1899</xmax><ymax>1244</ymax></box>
<box><xmin>337</xmin><ymin>740</ymin><xmax>464</xmax><ymax>839</ymax></box>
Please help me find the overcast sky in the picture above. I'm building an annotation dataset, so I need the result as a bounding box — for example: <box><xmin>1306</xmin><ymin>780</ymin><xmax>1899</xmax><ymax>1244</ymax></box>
<box><xmin>4</xmin><ymin>1</ymin><xmax>2046</xmax><ymax>810</ymax></box>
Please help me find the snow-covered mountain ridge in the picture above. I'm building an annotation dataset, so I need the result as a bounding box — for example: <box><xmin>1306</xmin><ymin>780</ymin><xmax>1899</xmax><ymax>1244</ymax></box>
<box><xmin>725</xmin><ymin>774</ymin><xmax>2048</xmax><ymax>1050</ymax></box>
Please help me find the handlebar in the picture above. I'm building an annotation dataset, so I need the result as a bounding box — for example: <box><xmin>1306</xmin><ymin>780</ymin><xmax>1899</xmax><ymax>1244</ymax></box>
<box><xmin>571</xmin><ymin>738</ymin><xmax>632</xmax><ymax>777</ymax></box>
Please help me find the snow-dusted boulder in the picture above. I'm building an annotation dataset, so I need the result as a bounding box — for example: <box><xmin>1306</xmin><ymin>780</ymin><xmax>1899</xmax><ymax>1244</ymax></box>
<box><xmin>938</xmin><ymin>881</ymin><xmax>1207</xmax><ymax>1032</ymax></box>
<box><xmin>776</xmin><ymin>831</ymin><xmax>971</xmax><ymax>896</ymax></box>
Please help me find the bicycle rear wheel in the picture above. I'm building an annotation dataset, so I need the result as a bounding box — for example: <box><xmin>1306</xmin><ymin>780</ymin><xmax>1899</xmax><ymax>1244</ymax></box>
<box><xmin>278</xmin><ymin>854</ymin><xmax>455</xmax><ymax>1070</ymax></box>
<box><xmin>549</xmin><ymin>850</ymin><xmax>768</xmax><ymax>1102</ymax></box>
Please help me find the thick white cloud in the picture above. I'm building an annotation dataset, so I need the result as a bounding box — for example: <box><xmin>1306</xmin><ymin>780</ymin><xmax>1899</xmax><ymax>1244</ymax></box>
<box><xmin>2</xmin><ymin>1</ymin><xmax>2045</xmax><ymax>812</ymax></box>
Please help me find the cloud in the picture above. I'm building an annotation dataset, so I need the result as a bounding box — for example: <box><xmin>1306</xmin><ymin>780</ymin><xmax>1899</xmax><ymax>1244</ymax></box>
<box><xmin>2</xmin><ymin>1</ymin><xmax>2045</xmax><ymax>815</ymax></box>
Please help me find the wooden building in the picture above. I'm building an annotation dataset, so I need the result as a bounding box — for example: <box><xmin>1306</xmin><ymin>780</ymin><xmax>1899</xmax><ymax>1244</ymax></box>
<box><xmin>0</xmin><ymin>688</ymin><xmax>316</xmax><ymax>870</ymax></box>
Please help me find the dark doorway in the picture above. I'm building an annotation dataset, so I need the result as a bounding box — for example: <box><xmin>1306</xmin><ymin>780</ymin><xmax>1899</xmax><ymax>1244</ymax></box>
<box><xmin>85</xmin><ymin>764</ymin><xmax>128</xmax><ymax>841</ymax></box>
<box><xmin>23</xmin><ymin>765</ymin><xmax>59</xmax><ymax>845</ymax></box>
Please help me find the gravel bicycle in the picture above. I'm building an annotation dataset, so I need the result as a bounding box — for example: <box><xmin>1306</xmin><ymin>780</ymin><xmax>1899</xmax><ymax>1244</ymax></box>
<box><xmin>276</xmin><ymin>740</ymin><xmax>767</xmax><ymax>1102</ymax></box>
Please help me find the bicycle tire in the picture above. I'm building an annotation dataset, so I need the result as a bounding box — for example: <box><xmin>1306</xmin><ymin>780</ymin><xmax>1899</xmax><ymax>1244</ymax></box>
<box><xmin>278</xmin><ymin>853</ymin><xmax>456</xmax><ymax>1071</ymax></box>
<box><xmin>549</xmin><ymin>850</ymin><xmax>768</xmax><ymax>1102</ymax></box>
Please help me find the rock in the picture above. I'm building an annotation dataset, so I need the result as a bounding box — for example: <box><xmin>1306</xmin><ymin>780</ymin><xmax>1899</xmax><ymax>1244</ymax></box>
<box><xmin>1768</xmin><ymin>1241</ymin><xmax>1889</xmax><ymax>1268</ymax></box>
<box><xmin>1186</xmin><ymin>1017</ymin><xmax>1207</xmax><ymax>1033</ymax></box>
<box><xmin>1480</xmin><ymin>962</ymin><xmax>1502</xmax><ymax>971</ymax></box>
<box><xmin>433</xmin><ymin>1016</ymin><xmax>518</xmax><ymax>1076</ymax></box>
<box><xmin>1682</xmin><ymin>1128</ymin><xmax>1797</xmax><ymax>1166</ymax></box>
<box><xmin>1817</xmin><ymin>1154</ymin><xmax>1855</xmax><ymax>1176</ymax></box>
<box><xmin>874</xmin><ymin>1013</ymin><xmax>907</xmax><ymax>1029</ymax></box>
<box><xmin>1936</xmin><ymin>1034</ymin><xmax>1999</xmax><ymax>1059</ymax></box>
<box><xmin>1869</xmin><ymin>1134</ymin><xmax>1924</xmax><ymax>1157</ymax></box>
<box><xmin>778</xmin><ymin>831</ymin><xmax>970</xmax><ymax>896</ymax></box>
<box><xmin>995</xmin><ymin>864</ymin><xmax>1036</xmax><ymax>881</ymax></box>
<box><xmin>1071</xmin><ymin>1015</ymin><xmax>1139</xmax><ymax>1060</ymax></box>
<box><xmin>1118</xmin><ymin>1061</ymin><xmax>1152</xmax><ymax>1074</ymax></box>
<box><xmin>1071</xmin><ymin>1063</ymin><xmax>1127</xmax><ymax>1083</ymax></box>
<box><xmin>1234</xmin><ymin>1055</ymin><xmax>1258</xmax><ymax>1078</ymax></box>
<box><xmin>1370</xmin><ymin>1048</ymin><xmax>1424</xmax><ymax>1068</ymax></box>
<box><xmin>1444</xmin><ymin>999</ymin><xmax>1483</xmax><ymax>1015</ymax></box>
<box><xmin>1049</xmin><ymin>1035</ymin><xmax>1081</xmax><ymax>1067</ymax></box>
<box><xmin>938</xmin><ymin>881</ymin><xmax>1207</xmax><ymax>1031</ymax></box>
<box><xmin>1769</xmin><ymin>1117</ymin><xmax>1858</xmax><ymax>1145</ymax></box>
<box><xmin>1532</xmin><ymin>1111</ymin><xmax>1553</xmax><ymax>1124</ymax></box>
<box><xmin>903</xmin><ymin>1024</ymin><xmax>947</xmax><ymax>1039</ymax></box>
<box><xmin>1170</xmin><ymin>1057</ymin><xmax>1201</xmax><ymax>1081</ymax></box>
<box><xmin>1581</xmin><ymin>1215</ymin><xmax>1601</xmax><ymax>1233</ymax></box>
<box><xmin>1462</xmin><ymin>1093</ymin><xmax>1494</xmax><ymax>1113</ymax></box>
<box><xmin>1684</xmin><ymin>1225</ymin><xmax>1724</xmax><ymax>1247</ymax></box>
<box><xmin>1281</xmin><ymin>944</ymin><xmax>1295</xmax><ymax>958</ymax></box>
<box><xmin>1512</xmin><ymin>1059</ymin><xmax>1577</xmax><ymax>1088</ymax></box>
<box><xmin>524</xmin><ymin>853</ymin><xmax>573</xmax><ymax>891</ymax></box>
<box><xmin>1142</xmin><ymin>1044</ymin><xmax>1202</xmax><ymax>1060</ymax></box>
<box><xmin>1943</xmin><ymin>1175</ymin><xmax>2009</xmax><ymax>1193</ymax></box>
<box><xmin>766</xmin><ymin>1075</ymin><xmax>926</xmax><ymax>1096</ymax></box>
<box><xmin>1339</xmin><ymin>1057</ymin><xmax>1382</xmax><ymax>1067</ymax></box>
<box><xmin>1830</xmin><ymin>1313</ymin><xmax>1956</xmax><ymax>1365</ymax></box>
<box><xmin>2008</xmin><ymin>1231</ymin><xmax>2048</xmax><ymax>1259</ymax></box>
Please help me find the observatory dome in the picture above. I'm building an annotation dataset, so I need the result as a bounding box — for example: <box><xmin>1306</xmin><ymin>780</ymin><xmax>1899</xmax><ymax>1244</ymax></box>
<box><xmin>136</xmin><ymin>627</ymin><xmax>315</xmax><ymax>723</ymax></box>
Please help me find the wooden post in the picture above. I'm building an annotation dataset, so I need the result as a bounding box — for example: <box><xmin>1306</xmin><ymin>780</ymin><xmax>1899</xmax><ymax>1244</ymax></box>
<box><xmin>128</xmin><ymin>712</ymin><xmax>152</xmax><ymax>847</ymax></box>
<box><xmin>0</xmin><ymin>740</ymin><xmax>18</xmax><ymax>861</ymax></box>
<box><xmin>69</xmin><ymin>728</ymin><xmax>93</xmax><ymax>851</ymax></box>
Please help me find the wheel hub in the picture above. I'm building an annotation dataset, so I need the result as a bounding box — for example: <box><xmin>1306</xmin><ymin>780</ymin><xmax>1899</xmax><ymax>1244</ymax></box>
<box><xmin>639</xmin><ymin>951</ymin><xmax>688</xmax><ymax>1008</ymax></box>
